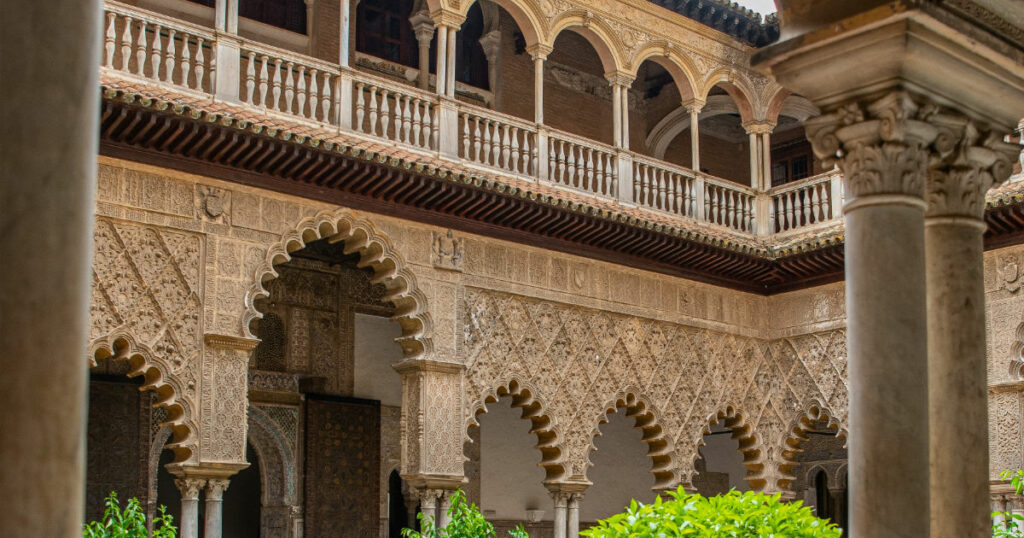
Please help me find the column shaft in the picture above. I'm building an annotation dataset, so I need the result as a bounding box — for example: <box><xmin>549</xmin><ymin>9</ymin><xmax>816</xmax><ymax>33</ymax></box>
<box><xmin>690</xmin><ymin>106</ymin><xmax>700</xmax><ymax>171</ymax></box>
<box><xmin>339</xmin><ymin>0</ymin><xmax>350</xmax><ymax>67</ymax></box>
<box><xmin>927</xmin><ymin>219</ymin><xmax>989</xmax><ymax>537</ymax></box>
<box><xmin>620</xmin><ymin>85</ymin><xmax>630</xmax><ymax>151</ymax></box>
<box><xmin>568</xmin><ymin>494</ymin><xmax>581</xmax><ymax>538</ymax></box>
<box><xmin>534</xmin><ymin>56</ymin><xmax>544</xmax><ymax>124</ymax></box>
<box><xmin>748</xmin><ymin>132</ymin><xmax>759</xmax><ymax>188</ymax></box>
<box><xmin>1</xmin><ymin>0</ymin><xmax>100</xmax><ymax>536</ymax></box>
<box><xmin>435</xmin><ymin>25</ymin><xmax>448</xmax><ymax>96</ymax></box>
<box><xmin>445</xmin><ymin>27</ymin><xmax>457</xmax><ymax>97</ymax></box>
<box><xmin>417</xmin><ymin>38</ymin><xmax>431</xmax><ymax>89</ymax></box>
<box><xmin>761</xmin><ymin>132</ymin><xmax>772</xmax><ymax>190</ymax></box>
<box><xmin>439</xmin><ymin>491</ymin><xmax>452</xmax><ymax>528</ymax></box>
<box><xmin>204</xmin><ymin>480</ymin><xmax>230</xmax><ymax>538</ymax></box>
<box><xmin>552</xmin><ymin>495</ymin><xmax>568</xmax><ymax>538</ymax></box>
<box><xmin>174</xmin><ymin>478</ymin><xmax>205</xmax><ymax>538</ymax></box>
<box><xmin>845</xmin><ymin>201</ymin><xmax>929</xmax><ymax>536</ymax></box>
<box><xmin>611</xmin><ymin>84</ymin><xmax>622</xmax><ymax>148</ymax></box>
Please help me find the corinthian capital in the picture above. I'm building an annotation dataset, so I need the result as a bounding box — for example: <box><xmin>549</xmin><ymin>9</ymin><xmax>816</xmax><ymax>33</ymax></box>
<box><xmin>926</xmin><ymin>124</ymin><xmax>1020</xmax><ymax>220</ymax></box>
<box><xmin>205</xmin><ymin>479</ymin><xmax>231</xmax><ymax>501</ymax></box>
<box><xmin>174</xmin><ymin>478</ymin><xmax>206</xmax><ymax>500</ymax></box>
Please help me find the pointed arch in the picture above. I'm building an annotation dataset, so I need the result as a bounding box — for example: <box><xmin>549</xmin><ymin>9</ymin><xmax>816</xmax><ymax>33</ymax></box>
<box><xmin>629</xmin><ymin>43</ymin><xmax>698</xmax><ymax>102</ymax></box>
<box><xmin>700</xmin><ymin>68</ymin><xmax>756</xmax><ymax>124</ymax></box>
<box><xmin>547</xmin><ymin>15</ymin><xmax>624</xmax><ymax>74</ymax></box>
<box><xmin>89</xmin><ymin>333</ymin><xmax>198</xmax><ymax>464</ymax></box>
<box><xmin>687</xmin><ymin>405</ymin><xmax>765</xmax><ymax>490</ymax></box>
<box><xmin>466</xmin><ymin>377</ymin><xmax>565</xmax><ymax>481</ymax></box>
<box><xmin>584</xmin><ymin>391</ymin><xmax>675</xmax><ymax>490</ymax></box>
<box><xmin>243</xmin><ymin>209</ymin><xmax>432</xmax><ymax>361</ymax></box>
<box><xmin>776</xmin><ymin>401</ymin><xmax>846</xmax><ymax>495</ymax></box>
<box><xmin>457</xmin><ymin>0</ymin><xmax>545</xmax><ymax>48</ymax></box>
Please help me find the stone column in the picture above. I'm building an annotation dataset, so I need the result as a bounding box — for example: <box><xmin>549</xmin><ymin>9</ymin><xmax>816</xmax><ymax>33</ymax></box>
<box><xmin>620</xmin><ymin>83</ymin><xmax>630</xmax><ymax>151</ymax></box>
<box><xmin>528</xmin><ymin>46</ymin><xmax>550</xmax><ymax>125</ymax></box>
<box><xmin>419</xmin><ymin>489</ymin><xmax>439</xmax><ymax>530</ymax></box>
<box><xmin>611</xmin><ymin>82</ymin><xmax>622</xmax><ymax>148</ymax></box>
<box><xmin>203</xmin><ymin>479</ymin><xmax>231</xmax><ymax>538</ymax></box>
<box><xmin>304</xmin><ymin>0</ymin><xmax>316</xmax><ymax>53</ymax></box>
<box><xmin>445</xmin><ymin>26</ymin><xmax>457</xmax><ymax>97</ymax></box>
<box><xmin>175</xmin><ymin>478</ymin><xmax>206</xmax><ymax>538</ymax></box>
<box><xmin>479</xmin><ymin>29</ymin><xmax>501</xmax><ymax>108</ymax></box>
<box><xmin>338</xmin><ymin>0</ymin><xmax>351</xmax><ymax>67</ymax></box>
<box><xmin>748</xmin><ymin>131</ymin><xmax>759</xmax><ymax>188</ymax></box>
<box><xmin>761</xmin><ymin>132</ymin><xmax>772</xmax><ymax>189</ymax></box>
<box><xmin>404</xmin><ymin>491</ymin><xmax>421</xmax><ymax>531</ymax></box>
<box><xmin>409</xmin><ymin>11</ymin><xmax>434</xmax><ymax>90</ymax></box>
<box><xmin>926</xmin><ymin>121</ymin><xmax>1018</xmax><ymax>538</ymax></box>
<box><xmin>551</xmin><ymin>491</ymin><xmax>569</xmax><ymax>538</ymax></box>
<box><xmin>435</xmin><ymin>24</ymin><xmax>449</xmax><ymax>96</ymax></box>
<box><xmin>686</xmin><ymin>101</ymin><xmax>702</xmax><ymax>171</ymax></box>
<box><xmin>438</xmin><ymin>489</ymin><xmax>453</xmax><ymax>528</ymax></box>
<box><xmin>1</xmin><ymin>0</ymin><xmax>100</xmax><ymax>536</ymax></box>
<box><xmin>803</xmin><ymin>91</ymin><xmax>937</xmax><ymax>537</ymax></box>
<box><xmin>568</xmin><ymin>493</ymin><xmax>584</xmax><ymax>538</ymax></box>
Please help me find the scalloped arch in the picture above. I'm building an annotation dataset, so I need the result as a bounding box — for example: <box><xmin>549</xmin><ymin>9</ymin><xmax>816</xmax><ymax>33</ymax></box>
<box><xmin>629</xmin><ymin>43</ymin><xmax>699</xmax><ymax>102</ymax></box>
<box><xmin>686</xmin><ymin>405</ymin><xmax>765</xmax><ymax>490</ymax></box>
<box><xmin>547</xmin><ymin>14</ymin><xmax>625</xmax><ymax>74</ymax></box>
<box><xmin>89</xmin><ymin>333</ymin><xmax>198</xmax><ymax>464</ymax></box>
<box><xmin>242</xmin><ymin>210</ymin><xmax>432</xmax><ymax>361</ymax></box>
<box><xmin>583</xmin><ymin>390</ymin><xmax>675</xmax><ymax>490</ymax></box>
<box><xmin>776</xmin><ymin>401</ymin><xmax>846</xmax><ymax>494</ymax></box>
<box><xmin>467</xmin><ymin>377</ymin><xmax>565</xmax><ymax>481</ymax></box>
<box><xmin>248</xmin><ymin>405</ymin><xmax>298</xmax><ymax>506</ymax></box>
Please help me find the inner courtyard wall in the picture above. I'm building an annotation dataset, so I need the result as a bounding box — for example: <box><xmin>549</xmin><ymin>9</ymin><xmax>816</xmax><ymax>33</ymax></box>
<box><xmin>86</xmin><ymin>154</ymin><xmax>1024</xmax><ymax>535</ymax></box>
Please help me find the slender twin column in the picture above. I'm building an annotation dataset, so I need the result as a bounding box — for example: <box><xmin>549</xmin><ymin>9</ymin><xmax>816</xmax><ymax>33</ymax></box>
<box><xmin>433</xmin><ymin>23</ymin><xmax>458</xmax><ymax>97</ymax></box>
<box><xmin>742</xmin><ymin>122</ymin><xmax>775</xmax><ymax>190</ymax></box>
<box><xmin>204</xmin><ymin>480</ymin><xmax>231</xmax><ymax>538</ymax></box>
<box><xmin>685</xmin><ymin>100</ymin><xmax>703</xmax><ymax>172</ymax></box>
<box><xmin>409</xmin><ymin>11</ymin><xmax>434</xmax><ymax>90</ymax></box>
<box><xmin>175</xmin><ymin>478</ymin><xmax>206</xmax><ymax>538</ymax></box>
<box><xmin>549</xmin><ymin>488</ymin><xmax>586</xmax><ymax>538</ymax></box>
<box><xmin>607</xmin><ymin>74</ymin><xmax>633</xmax><ymax>149</ymax></box>
<box><xmin>551</xmin><ymin>491</ymin><xmax>570</xmax><ymax>538</ymax></box>
<box><xmin>527</xmin><ymin>44</ymin><xmax>552</xmax><ymax>125</ymax></box>
<box><xmin>567</xmin><ymin>493</ymin><xmax>583</xmax><ymax>538</ymax></box>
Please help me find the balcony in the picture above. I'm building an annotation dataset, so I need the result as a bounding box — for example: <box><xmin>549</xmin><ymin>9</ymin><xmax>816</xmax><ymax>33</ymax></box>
<box><xmin>98</xmin><ymin>0</ymin><xmax>1024</xmax><ymax>249</ymax></box>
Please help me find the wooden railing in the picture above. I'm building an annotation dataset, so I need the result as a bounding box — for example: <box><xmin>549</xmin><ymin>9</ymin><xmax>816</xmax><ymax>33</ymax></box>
<box><xmin>99</xmin><ymin>0</ymin><xmax>851</xmax><ymax>239</ymax></box>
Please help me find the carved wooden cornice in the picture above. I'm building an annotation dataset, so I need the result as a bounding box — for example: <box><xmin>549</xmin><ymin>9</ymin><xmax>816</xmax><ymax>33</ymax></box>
<box><xmin>97</xmin><ymin>87</ymin><xmax>1024</xmax><ymax>294</ymax></box>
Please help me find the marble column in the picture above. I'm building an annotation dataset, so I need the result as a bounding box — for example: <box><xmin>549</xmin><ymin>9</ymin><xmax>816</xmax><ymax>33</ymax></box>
<box><xmin>529</xmin><ymin>47</ymin><xmax>549</xmax><ymax>124</ymax></box>
<box><xmin>803</xmin><ymin>91</ymin><xmax>936</xmax><ymax>537</ymax></box>
<box><xmin>175</xmin><ymin>478</ymin><xmax>206</xmax><ymax>538</ymax></box>
<box><xmin>479</xmin><ymin>30</ymin><xmax>501</xmax><ymax>108</ymax></box>
<box><xmin>438</xmin><ymin>490</ymin><xmax>453</xmax><ymax>528</ymax></box>
<box><xmin>926</xmin><ymin>122</ymin><xmax>1018</xmax><ymax>538</ymax></box>
<box><xmin>551</xmin><ymin>491</ymin><xmax>569</xmax><ymax>538</ymax></box>
<box><xmin>568</xmin><ymin>493</ymin><xmax>584</xmax><ymax>538</ymax></box>
<box><xmin>748</xmin><ymin>131</ymin><xmax>759</xmax><ymax>188</ymax></box>
<box><xmin>404</xmin><ymin>491</ymin><xmax>420</xmax><ymax>531</ymax></box>
<box><xmin>204</xmin><ymin>479</ymin><xmax>231</xmax><ymax>538</ymax></box>
<box><xmin>611</xmin><ymin>82</ymin><xmax>622</xmax><ymax>148</ymax></box>
<box><xmin>761</xmin><ymin>132</ymin><xmax>772</xmax><ymax>190</ymax></box>
<box><xmin>1</xmin><ymin>0</ymin><xmax>100</xmax><ymax>536</ymax></box>
<box><xmin>620</xmin><ymin>82</ymin><xmax>630</xmax><ymax>151</ymax></box>
<box><xmin>435</xmin><ymin>24</ymin><xmax>448</xmax><ymax>96</ymax></box>
<box><xmin>409</xmin><ymin>12</ymin><xmax>434</xmax><ymax>90</ymax></box>
<box><xmin>687</xmin><ymin>102</ymin><xmax>702</xmax><ymax>171</ymax></box>
<box><xmin>419</xmin><ymin>489</ymin><xmax>439</xmax><ymax>530</ymax></box>
<box><xmin>445</xmin><ymin>26</ymin><xmax>457</xmax><ymax>97</ymax></box>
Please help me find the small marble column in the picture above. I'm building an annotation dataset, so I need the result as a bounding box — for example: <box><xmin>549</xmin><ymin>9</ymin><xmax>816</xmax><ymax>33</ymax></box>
<box><xmin>926</xmin><ymin>123</ymin><xmax>1018</xmax><ymax>538</ymax></box>
<box><xmin>204</xmin><ymin>479</ymin><xmax>230</xmax><ymax>538</ymax></box>
<box><xmin>435</xmin><ymin>24</ymin><xmax>449</xmax><ymax>96</ymax></box>
<box><xmin>409</xmin><ymin>11</ymin><xmax>434</xmax><ymax>90</ymax></box>
<box><xmin>175</xmin><ymin>478</ymin><xmax>206</xmax><ymax>538</ymax></box>
<box><xmin>748</xmin><ymin>131</ymin><xmax>759</xmax><ymax>188</ymax></box>
<box><xmin>568</xmin><ymin>493</ymin><xmax>584</xmax><ymax>538</ymax></box>
<box><xmin>479</xmin><ymin>30</ymin><xmax>502</xmax><ymax>108</ymax></box>
<box><xmin>620</xmin><ymin>83</ymin><xmax>630</xmax><ymax>151</ymax></box>
<box><xmin>404</xmin><ymin>491</ymin><xmax>420</xmax><ymax>530</ymax></box>
<box><xmin>761</xmin><ymin>131</ymin><xmax>772</xmax><ymax>189</ymax></box>
<box><xmin>528</xmin><ymin>46</ymin><xmax>550</xmax><ymax>124</ymax></box>
<box><xmin>338</xmin><ymin>0</ymin><xmax>351</xmax><ymax>67</ymax></box>
<box><xmin>687</xmin><ymin>102</ymin><xmax>702</xmax><ymax>171</ymax></box>
<box><xmin>445</xmin><ymin>26</ymin><xmax>457</xmax><ymax>97</ymax></box>
<box><xmin>611</xmin><ymin>82</ymin><xmax>622</xmax><ymax>148</ymax></box>
<box><xmin>438</xmin><ymin>490</ymin><xmax>453</xmax><ymax>528</ymax></box>
<box><xmin>551</xmin><ymin>491</ymin><xmax>569</xmax><ymax>538</ymax></box>
<box><xmin>803</xmin><ymin>91</ymin><xmax>935</xmax><ymax>537</ymax></box>
<box><xmin>419</xmin><ymin>489</ymin><xmax>439</xmax><ymax>530</ymax></box>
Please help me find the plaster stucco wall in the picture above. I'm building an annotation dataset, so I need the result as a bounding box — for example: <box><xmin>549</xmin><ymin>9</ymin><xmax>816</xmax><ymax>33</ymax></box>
<box><xmin>353</xmin><ymin>313</ymin><xmax>405</xmax><ymax>407</ymax></box>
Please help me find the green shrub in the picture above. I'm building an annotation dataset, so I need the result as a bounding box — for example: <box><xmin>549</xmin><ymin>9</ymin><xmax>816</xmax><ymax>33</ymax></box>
<box><xmin>402</xmin><ymin>489</ymin><xmax>528</xmax><ymax>538</ymax></box>
<box><xmin>994</xmin><ymin>470</ymin><xmax>1024</xmax><ymax>538</ymax></box>
<box><xmin>581</xmin><ymin>487</ymin><xmax>841</xmax><ymax>538</ymax></box>
<box><xmin>83</xmin><ymin>491</ymin><xmax>177</xmax><ymax>538</ymax></box>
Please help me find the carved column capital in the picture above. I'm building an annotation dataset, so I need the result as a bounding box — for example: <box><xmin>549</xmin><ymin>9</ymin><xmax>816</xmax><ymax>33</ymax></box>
<box><xmin>409</xmin><ymin>10</ymin><xmax>435</xmax><ymax>44</ymax></box>
<box><xmin>205</xmin><ymin>479</ymin><xmax>231</xmax><ymax>501</ymax></box>
<box><xmin>526</xmin><ymin>43</ymin><xmax>553</xmax><ymax>61</ymax></box>
<box><xmin>550</xmin><ymin>490</ymin><xmax>571</xmax><ymax>507</ymax></box>
<box><xmin>683</xmin><ymin>98</ymin><xmax>705</xmax><ymax>115</ymax></box>
<box><xmin>925</xmin><ymin>125</ymin><xmax>1019</xmax><ymax>220</ymax></box>
<box><xmin>175</xmin><ymin>478</ymin><xmax>207</xmax><ymax>500</ymax></box>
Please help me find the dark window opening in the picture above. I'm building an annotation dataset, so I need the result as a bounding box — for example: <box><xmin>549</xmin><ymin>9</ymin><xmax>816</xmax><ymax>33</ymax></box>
<box><xmin>356</xmin><ymin>0</ymin><xmax>420</xmax><ymax>66</ymax></box>
<box><xmin>184</xmin><ymin>0</ymin><xmax>307</xmax><ymax>34</ymax></box>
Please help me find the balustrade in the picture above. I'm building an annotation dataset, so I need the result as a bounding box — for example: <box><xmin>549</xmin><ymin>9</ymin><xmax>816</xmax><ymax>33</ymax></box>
<box><xmin>703</xmin><ymin>178</ymin><xmax>756</xmax><ymax>233</ymax></box>
<box><xmin>459</xmin><ymin>108</ymin><xmax>537</xmax><ymax>176</ymax></box>
<box><xmin>240</xmin><ymin>45</ymin><xmax>341</xmax><ymax>125</ymax></box>
<box><xmin>769</xmin><ymin>171</ymin><xmax>842</xmax><ymax>233</ymax></box>
<box><xmin>632</xmin><ymin>157</ymin><xmax>696</xmax><ymax>218</ymax></box>
<box><xmin>102</xmin><ymin>3</ymin><xmax>215</xmax><ymax>93</ymax></box>
<box><xmin>353</xmin><ymin>78</ymin><xmax>439</xmax><ymax>151</ymax></box>
<box><xmin>547</xmin><ymin>132</ymin><xmax>618</xmax><ymax>197</ymax></box>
